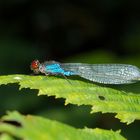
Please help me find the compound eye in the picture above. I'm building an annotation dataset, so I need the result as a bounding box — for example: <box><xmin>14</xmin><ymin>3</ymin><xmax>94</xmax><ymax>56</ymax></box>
<box><xmin>30</xmin><ymin>60</ymin><xmax>40</xmax><ymax>70</ymax></box>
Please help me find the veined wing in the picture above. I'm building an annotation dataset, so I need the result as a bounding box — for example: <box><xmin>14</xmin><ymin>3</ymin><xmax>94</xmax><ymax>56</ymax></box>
<box><xmin>60</xmin><ymin>63</ymin><xmax>140</xmax><ymax>84</ymax></box>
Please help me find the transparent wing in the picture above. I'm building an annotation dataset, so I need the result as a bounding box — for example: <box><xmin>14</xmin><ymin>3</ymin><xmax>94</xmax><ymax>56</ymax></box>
<box><xmin>60</xmin><ymin>63</ymin><xmax>140</xmax><ymax>84</ymax></box>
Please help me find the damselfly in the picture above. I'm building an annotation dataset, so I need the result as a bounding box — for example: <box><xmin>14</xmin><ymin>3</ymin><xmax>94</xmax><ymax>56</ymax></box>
<box><xmin>30</xmin><ymin>60</ymin><xmax>140</xmax><ymax>84</ymax></box>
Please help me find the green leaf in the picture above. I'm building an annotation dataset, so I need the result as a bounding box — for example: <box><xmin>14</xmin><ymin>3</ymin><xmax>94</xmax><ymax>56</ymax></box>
<box><xmin>0</xmin><ymin>133</ymin><xmax>15</xmax><ymax>140</ymax></box>
<box><xmin>0</xmin><ymin>111</ymin><xmax>126</xmax><ymax>140</ymax></box>
<box><xmin>0</xmin><ymin>74</ymin><xmax>140</xmax><ymax>124</ymax></box>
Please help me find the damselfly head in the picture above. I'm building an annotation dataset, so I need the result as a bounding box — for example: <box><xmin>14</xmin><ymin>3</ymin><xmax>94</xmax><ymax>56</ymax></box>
<box><xmin>30</xmin><ymin>60</ymin><xmax>40</xmax><ymax>74</ymax></box>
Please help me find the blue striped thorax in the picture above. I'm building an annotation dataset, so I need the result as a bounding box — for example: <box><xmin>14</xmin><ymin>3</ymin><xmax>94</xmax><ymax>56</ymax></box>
<box><xmin>45</xmin><ymin>63</ymin><xmax>75</xmax><ymax>76</ymax></box>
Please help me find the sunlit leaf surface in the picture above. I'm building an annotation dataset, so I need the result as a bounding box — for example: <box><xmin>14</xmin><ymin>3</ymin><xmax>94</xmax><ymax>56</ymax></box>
<box><xmin>0</xmin><ymin>74</ymin><xmax>140</xmax><ymax>124</ymax></box>
<box><xmin>0</xmin><ymin>111</ymin><xmax>126</xmax><ymax>140</ymax></box>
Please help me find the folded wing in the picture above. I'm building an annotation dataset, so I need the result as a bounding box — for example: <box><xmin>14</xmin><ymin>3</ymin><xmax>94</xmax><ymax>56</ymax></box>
<box><xmin>61</xmin><ymin>63</ymin><xmax>140</xmax><ymax>84</ymax></box>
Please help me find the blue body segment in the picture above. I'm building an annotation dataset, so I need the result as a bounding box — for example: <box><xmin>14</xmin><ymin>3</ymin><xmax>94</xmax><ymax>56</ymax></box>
<box><xmin>45</xmin><ymin>63</ymin><xmax>75</xmax><ymax>76</ymax></box>
<box><xmin>38</xmin><ymin>61</ymin><xmax>140</xmax><ymax>84</ymax></box>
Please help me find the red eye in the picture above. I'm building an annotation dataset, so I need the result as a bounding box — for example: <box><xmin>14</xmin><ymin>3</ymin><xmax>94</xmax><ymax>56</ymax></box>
<box><xmin>30</xmin><ymin>60</ymin><xmax>40</xmax><ymax>70</ymax></box>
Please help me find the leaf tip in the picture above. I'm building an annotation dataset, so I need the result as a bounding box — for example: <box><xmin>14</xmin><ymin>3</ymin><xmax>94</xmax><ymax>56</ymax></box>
<box><xmin>115</xmin><ymin>113</ymin><xmax>135</xmax><ymax>125</ymax></box>
<box><xmin>64</xmin><ymin>99</ymin><xmax>69</xmax><ymax>105</ymax></box>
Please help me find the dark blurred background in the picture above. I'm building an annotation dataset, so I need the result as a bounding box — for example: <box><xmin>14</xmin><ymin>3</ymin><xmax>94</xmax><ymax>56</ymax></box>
<box><xmin>0</xmin><ymin>1</ymin><xmax>140</xmax><ymax>139</ymax></box>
